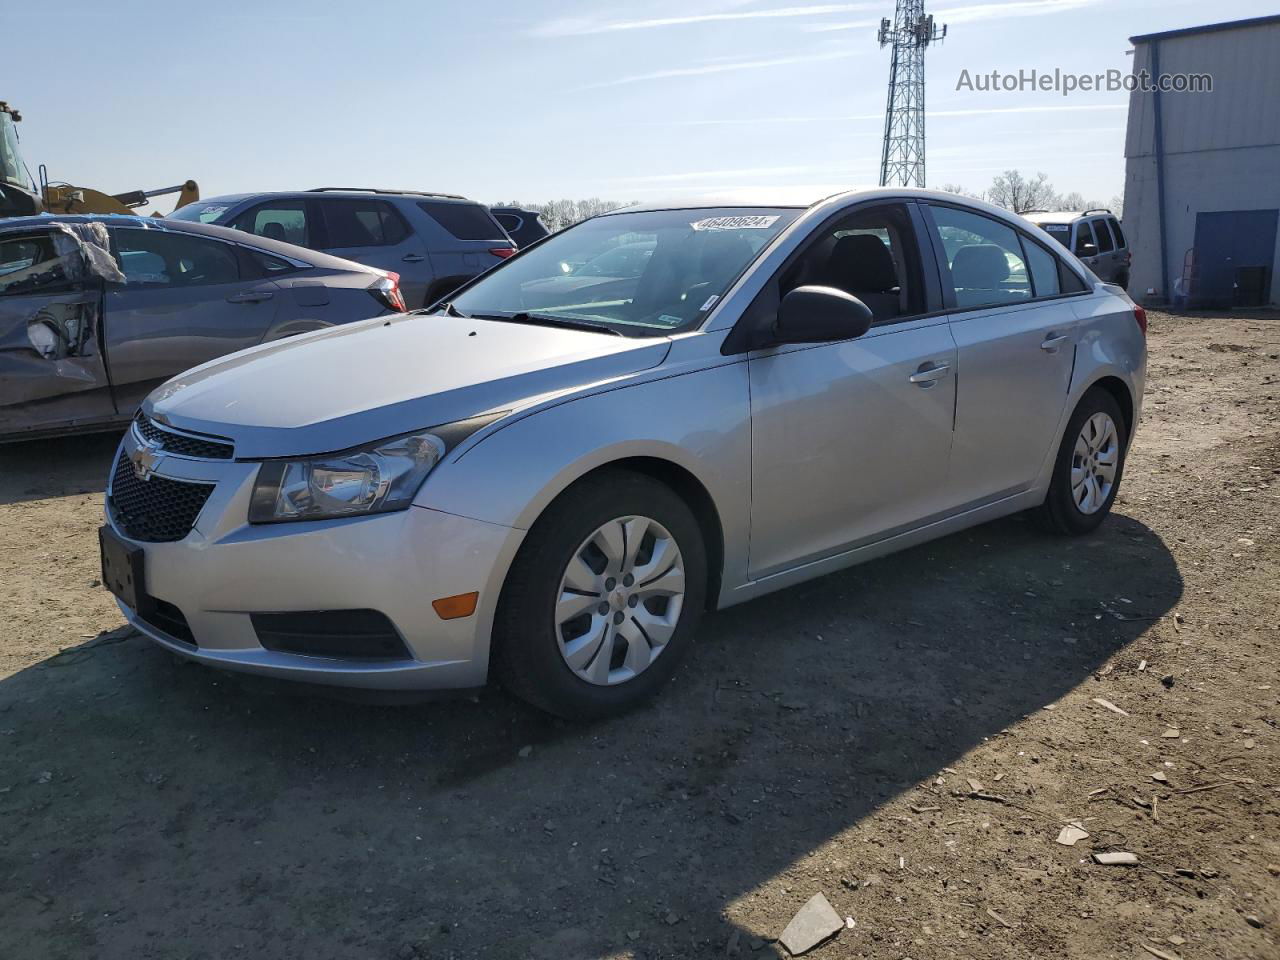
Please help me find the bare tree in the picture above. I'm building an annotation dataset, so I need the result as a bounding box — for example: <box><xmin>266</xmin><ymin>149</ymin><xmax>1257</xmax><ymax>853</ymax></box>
<box><xmin>1109</xmin><ymin>194</ymin><xmax>1125</xmax><ymax>218</ymax></box>
<box><xmin>497</xmin><ymin>198</ymin><xmax>633</xmax><ymax>232</ymax></box>
<box><xmin>986</xmin><ymin>170</ymin><xmax>1059</xmax><ymax>214</ymax></box>
<box><xmin>937</xmin><ymin>183</ymin><xmax>983</xmax><ymax>200</ymax></box>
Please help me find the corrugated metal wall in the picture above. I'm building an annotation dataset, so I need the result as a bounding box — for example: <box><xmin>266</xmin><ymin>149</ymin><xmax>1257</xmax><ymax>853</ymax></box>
<box><xmin>1123</xmin><ymin>20</ymin><xmax>1280</xmax><ymax>304</ymax></box>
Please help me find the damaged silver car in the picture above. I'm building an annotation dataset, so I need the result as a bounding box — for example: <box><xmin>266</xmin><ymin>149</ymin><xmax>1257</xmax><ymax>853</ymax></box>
<box><xmin>0</xmin><ymin>215</ymin><xmax>406</xmax><ymax>441</ymax></box>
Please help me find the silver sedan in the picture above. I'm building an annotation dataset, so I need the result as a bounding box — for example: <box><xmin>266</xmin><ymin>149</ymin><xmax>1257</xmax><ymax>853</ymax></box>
<box><xmin>99</xmin><ymin>189</ymin><xmax>1146</xmax><ymax>718</ymax></box>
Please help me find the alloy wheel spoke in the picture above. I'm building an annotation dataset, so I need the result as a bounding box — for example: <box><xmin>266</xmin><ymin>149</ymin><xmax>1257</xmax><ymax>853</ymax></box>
<box><xmin>632</xmin><ymin>603</ymin><xmax>678</xmax><ymax>648</ymax></box>
<box><xmin>631</xmin><ymin>535</ymin><xmax>676</xmax><ymax>586</ymax></box>
<box><xmin>563</xmin><ymin>617</ymin><xmax>609</xmax><ymax>673</ymax></box>
<box><xmin>638</xmin><ymin>562</ymin><xmax>684</xmax><ymax>598</ymax></box>
<box><xmin>562</xmin><ymin>553</ymin><xmax>600</xmax><ymax>594</ymax></box>
<box><xmin>616</xmin><ymin>618</ymin><xmax>653</xmax><ymax>676</ymax></box>
<box><xmin>556</xmin><ymin>591</ymin><xmax>600</xmax><ymax>625</ymax></box>
<box><xmin>621</xmin><ymin>517</ymin><xmax>649</xmax><ymax>573</ymax></box>
<box><xmin>592</xmin><ymin>520</ymin><xmax>627</xmax><ymax>574</ymax></box>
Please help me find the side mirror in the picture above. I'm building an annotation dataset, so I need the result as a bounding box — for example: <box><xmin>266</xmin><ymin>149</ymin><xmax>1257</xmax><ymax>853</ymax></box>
<box><xmin>1078</xmin><ymin>242</ymin><xmax>1098</xmax><ymax>259</ymax></box>
<box><xmin>772</xmin><ymin>285</ymin><xmax>874</xmax><ymax>345</ymax></box>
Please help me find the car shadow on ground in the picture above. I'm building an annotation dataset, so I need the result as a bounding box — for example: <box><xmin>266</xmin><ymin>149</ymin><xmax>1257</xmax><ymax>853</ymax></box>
<box><xmin>0</xmin><ymin>431</ymin><xmax>121</xmax><ymax>505</ymax></box>
<box><xmin>0</xmin><ymin>508</ymin><xmax>1181</xmax><ymax>959</ymax></box>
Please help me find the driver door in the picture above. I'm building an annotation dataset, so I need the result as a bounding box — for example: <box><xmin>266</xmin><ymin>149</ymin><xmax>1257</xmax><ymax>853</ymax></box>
<box><xmin>745</xmin><ymin>202</ymin><xmax>958</xmax><ymax>578</ymax></box>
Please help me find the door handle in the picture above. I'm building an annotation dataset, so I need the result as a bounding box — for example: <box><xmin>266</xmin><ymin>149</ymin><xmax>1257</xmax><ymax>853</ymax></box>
<box><xmin>402</xmin><ymin>253</ymin><xmax>426</xmax><ymax>263</ymax></box>
<box><xmin>910</xmin><ymin>362</ymin><xmax>951</xmax><ymax>385</ymax></box>
<box><xmin>1040</xmin><ymin>333</ymin><xmax>1069</xmax><ymax>353</ymax></box>
<box><xmin>226</xmin><ymin>291</ymin><xmax>273</xmax><ymax>303</ymax></box>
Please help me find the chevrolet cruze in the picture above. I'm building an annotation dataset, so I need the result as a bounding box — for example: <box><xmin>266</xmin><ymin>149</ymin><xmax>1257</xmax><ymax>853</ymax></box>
<box><xmin>100</xmin><ymin>189</ymin><xmax>1146</xmax><ymax>718</ymax></box>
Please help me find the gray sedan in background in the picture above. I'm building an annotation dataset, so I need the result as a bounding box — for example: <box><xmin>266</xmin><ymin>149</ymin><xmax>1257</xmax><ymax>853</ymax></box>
<box><xmin>1</xmin><ymin>215</ymin><xmax>403</xmax><ymax>441</ymax></box>
<box><xmin>100</xmin><ymin>189</ymin><xmax>1146</xmax><ymax>719</ymax></box>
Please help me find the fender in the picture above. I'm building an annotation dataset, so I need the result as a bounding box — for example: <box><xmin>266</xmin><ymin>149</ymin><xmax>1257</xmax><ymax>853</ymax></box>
<box><xmin>414</xmin><ymin>358</ymin><xmax>754</xmax><ymax>596</ymax></box>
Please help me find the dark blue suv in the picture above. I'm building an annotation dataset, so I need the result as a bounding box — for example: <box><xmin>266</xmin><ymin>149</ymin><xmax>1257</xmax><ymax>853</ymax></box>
<box><xmin>170</xmin><ymin>188</ymin><xmax>516</xmax><ymax>308</ymax></box>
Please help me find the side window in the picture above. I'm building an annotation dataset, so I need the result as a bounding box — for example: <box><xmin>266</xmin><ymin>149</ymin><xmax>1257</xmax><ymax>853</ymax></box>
<box><xmin>927</xmin><ymin>205</ymin><xmax>1032</xmax><ymax>309</ymax></box>
<box><xmin>1059</xmin><ymin>262</ymin><xmax>1089</xmax><ymax>293</ymax></box>
<box><xmin>0</xmin><ymin>233</ymin><xmax>75</xmax><ymax>296</ymax></box>
<box><xmin>319</xmin><ymin>199</ymin><xmax>409</xmax><ymax>249</ymax></box>
<box><xmin>494</xmin><ymin>213</ymin><xmax>522</xmax><ymax>234</ymax></box>
<box><xmin>1022</xmin><ymin>237</ymin><xmax>1062</xmax><ymax>298</ymax></box>
<box><xmin>233</xmin><ymin>200</ymin><xmax>312</xmax><ymax>247</ymax></box>
<box><xmin>1074</xmin><ymin>220</ymin><xmax>1096</xmax><ymax>255</ymax></box>
<box><xmin>1109</xmin><ymin>218</ymin><xmax>1126</xmax><ymax>249</ymax></box>
<box><xmin>779</xmin><ymin>203</ymin><xmax>924</xmax><ymax>323</ymax></box>
<box><xmin>112</xmin><ymin>228</ymin><xmax>240</xmax><ymax>288</ymax></box>
<box><xmin>418</xmin><ymin>201</ymin><xmax>505</xmax><ymax>241</ymax></box>
<box><xmin>1093</xmin><ymin>218</ymin><xmax>1115</xmax><ymax>253</ymax></box>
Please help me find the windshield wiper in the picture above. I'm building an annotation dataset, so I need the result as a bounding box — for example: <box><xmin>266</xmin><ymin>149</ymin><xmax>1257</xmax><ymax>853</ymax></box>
<box><xmin>466</xmin><ymin>311</ymin><xmax>623</xmax><ymax>336</ymax></box>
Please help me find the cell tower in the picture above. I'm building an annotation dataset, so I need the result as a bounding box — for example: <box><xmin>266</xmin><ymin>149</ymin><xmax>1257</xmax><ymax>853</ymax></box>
<box><xmin>877</xmin><ymin>1</ymin><xmax>947</xmax><ymax>188</ymax></box>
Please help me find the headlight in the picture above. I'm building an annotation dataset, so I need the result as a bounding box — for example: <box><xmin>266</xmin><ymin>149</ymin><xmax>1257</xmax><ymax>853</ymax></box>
<box><xmin>248</xmin><ymin>415</ymin><xmax>502</xmax><ymax>523</ymax></box>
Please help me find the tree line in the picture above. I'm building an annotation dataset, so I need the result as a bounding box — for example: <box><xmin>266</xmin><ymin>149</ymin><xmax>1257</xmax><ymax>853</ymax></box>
<box><xmin>499</xmin><ymin>171</ymin><xmax>1122</xmax><ymax>232</ymax></box>
<box><xmin>939</xmin><ymin>170</ymin><xmax>1123</xmax><ymax>217</ymax></box>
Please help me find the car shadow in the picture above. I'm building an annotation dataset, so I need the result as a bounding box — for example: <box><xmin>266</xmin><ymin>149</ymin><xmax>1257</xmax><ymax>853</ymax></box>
<box><xmin>0</xmin><ymin>431</ymin><xmax>120</xmax><ymax>505</ymax></box>
<box><xmin>0</xmin><ymin>509</ymin><xmax>1181</xmax><ymax>958</ymax></box>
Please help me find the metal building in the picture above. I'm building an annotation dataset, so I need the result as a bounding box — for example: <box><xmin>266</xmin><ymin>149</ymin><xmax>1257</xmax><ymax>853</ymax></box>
<box><xmin>1123</xmin><ymin>14</ymin><xmax>1280</xmax><ymax>308</ymax></box>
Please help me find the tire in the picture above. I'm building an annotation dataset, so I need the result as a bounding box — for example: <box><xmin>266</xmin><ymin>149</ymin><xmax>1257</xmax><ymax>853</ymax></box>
<box><xmin>492</xmin><ymin>470</ymin><xmax>707</xmax><ymax>719</ymax></box>
<box><xmin>1116</xmin><ymin>269</ymin><xmax>1130</xmax><ymax>290</ymax></box>
<box><xmin>1036</xmin><ymin>387</ymin><xmax>1128</xmax><ymax>535</ymax></box>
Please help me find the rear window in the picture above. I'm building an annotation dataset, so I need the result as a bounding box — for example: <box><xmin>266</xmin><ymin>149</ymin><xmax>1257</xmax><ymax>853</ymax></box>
<box><xmin>418</xmin><ymin>201</ymin><xmax>504</xmax><ymax>241</ymax></box>
<box><xmin>320</xmin><ymin>198</ymin><xmax>408</xmax><ymax>248</ymax></box>
<box><xmin>1109</xmin><ymin>217</ymin><xmax>1126</xmax><ymax>248</ymax></box>
<box><xmin>1035</xmin><ymin>223</ymin><xmax>1071</xmax><ymax>249</ymax></box>
<box><xmin>168</xmin><ymin>200</ymin><xmax>234</xmax><ymax>224</ymax></box>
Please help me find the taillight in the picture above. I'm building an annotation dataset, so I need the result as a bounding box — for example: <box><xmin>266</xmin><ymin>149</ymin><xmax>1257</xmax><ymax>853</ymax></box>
<box><xmin>1133</xmin><ymin>305</ymin><xmax>1147</xmax><ymax>336</ymax></box>
<box><xmin>489</xmin><ymin>247</ymin><xmax>516</xmax><ymax>260</ymax></box>
<box><xmin>368</xmin><ymin>272</ymin><xmax>406</xmax><ymax>312</ymax></box>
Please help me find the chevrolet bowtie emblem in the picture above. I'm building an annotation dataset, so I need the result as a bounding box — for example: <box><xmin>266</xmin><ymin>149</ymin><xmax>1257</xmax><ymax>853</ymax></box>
<box><xmin>130</xmin><ymin>440</ymin><xmax>164</xmax><ymax>482</ymax></box>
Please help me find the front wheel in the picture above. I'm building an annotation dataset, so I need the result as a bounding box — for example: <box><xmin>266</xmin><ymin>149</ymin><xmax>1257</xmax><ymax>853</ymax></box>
<box><xmin>1036</xmin><ymin>388</ymin><xmax>1128</xmax><ymax>535</ymax></box>
<box><xmin>492</xmin><ymin>471</ymin><xmax>707</xmax><ymax>719</ymax></box>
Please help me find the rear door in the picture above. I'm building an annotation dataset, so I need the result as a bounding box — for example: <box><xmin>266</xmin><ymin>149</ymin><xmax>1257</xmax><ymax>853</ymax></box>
<box><xmin>103</xmin><ymin>226</ymin><xmax>280</xmax><ymax>413</ymax></box>
<box><xmin>1091</xmin><ymin>217</ymin><xmax>1119</xmax><ymax>282</ymax></box>
<box><xmin>412</xmin><ymin>200</ymin><xmax>511</xmax><ymax>304</ymax></box>
<box><xmin>923</xmin><ymin>203</ymin><xmax>1079</xmax><ymax>506</ymax></box>
<box><xmin>0</xmin><ymin>228</ymin><xmax>114</xmax><ymax>435</ymax></box>
<box><xmin>314</xmin><ymin>197</ymin><xmax>431</xmax><ymax>308</ymax></box>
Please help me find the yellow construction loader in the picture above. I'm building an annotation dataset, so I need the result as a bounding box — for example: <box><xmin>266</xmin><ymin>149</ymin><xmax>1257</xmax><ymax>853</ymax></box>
<box><xmin>0</xmin><ymin>101</ymin><xmax>198</xmax><ymax>217</ymax></box>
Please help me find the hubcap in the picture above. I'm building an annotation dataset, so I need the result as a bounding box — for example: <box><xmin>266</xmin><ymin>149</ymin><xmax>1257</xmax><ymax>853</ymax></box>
<box><xmin>554</xmin><ymin>515</ymin><xmax>686</xmax><ymax>686</ymax></box>
<box><xmin>1070</xmin><ymin>412</ymin><xmax>1119</xmax><ymax>515</ymax></box>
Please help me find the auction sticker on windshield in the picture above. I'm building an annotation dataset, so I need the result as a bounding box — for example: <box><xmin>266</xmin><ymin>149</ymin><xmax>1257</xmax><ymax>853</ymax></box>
<box><xmin>691</xmin><ymin>215</ymin><xmax>780</xmax><ymax>231</ymax></box>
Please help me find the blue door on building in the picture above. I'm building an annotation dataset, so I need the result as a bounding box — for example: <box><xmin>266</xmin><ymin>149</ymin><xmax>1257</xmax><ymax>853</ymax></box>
<box><xmin>1193</xmin><ymin>209</ymin><xmax>1278</xmax><ymax>307</ymax></box>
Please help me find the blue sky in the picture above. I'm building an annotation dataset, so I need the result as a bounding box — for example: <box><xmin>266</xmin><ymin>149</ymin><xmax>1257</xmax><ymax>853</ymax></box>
<box><xmin>5</xmin><ymin>0</ymin><xmax>1273</xmax><ymax>209</ymax></box>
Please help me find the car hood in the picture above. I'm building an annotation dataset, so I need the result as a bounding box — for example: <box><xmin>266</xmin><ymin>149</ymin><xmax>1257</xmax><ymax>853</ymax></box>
<box><xmin>145</xmin><ymin>313</ymin><xmax>671</xmax><ymax>458</ymax></box>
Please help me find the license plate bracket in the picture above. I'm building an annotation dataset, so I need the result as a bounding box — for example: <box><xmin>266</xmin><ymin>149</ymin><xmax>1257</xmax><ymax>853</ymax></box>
<box><xmin>99</xmin><ymin>525</ymin><xmax>152</xmax><ymax>616</ymax></box>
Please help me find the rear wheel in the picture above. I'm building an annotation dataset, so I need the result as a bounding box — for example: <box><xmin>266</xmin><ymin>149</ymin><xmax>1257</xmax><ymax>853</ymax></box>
<box><xmin>492</xmin><ymin>471</ymin><xmax>706</xmax><ymax>719</ymax></box>
<box><xmin>1036</xmin><ymin>388</ymin><xmax>1128</xmax><ymax>535</ymax></box>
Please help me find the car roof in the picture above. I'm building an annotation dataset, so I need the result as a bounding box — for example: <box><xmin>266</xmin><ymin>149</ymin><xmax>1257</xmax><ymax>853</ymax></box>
<box><xmin>598</xmin><ymin>187</ymin><xmax>1039</xmax><ymax>220</ymax></box>
<box><xmin>1025</xmin><ymin>210</ymin><xmax>1116</xmax><ymax>224</ymax></box>
<box><xmin>0</xmin><ymin>213</ymin><xmax>381</xmax><ymax>274</ymax></box>
<box><xmin>193</xmin><ymin>190</ymin><xmax>480</xmax><ymax>206</ymax></box>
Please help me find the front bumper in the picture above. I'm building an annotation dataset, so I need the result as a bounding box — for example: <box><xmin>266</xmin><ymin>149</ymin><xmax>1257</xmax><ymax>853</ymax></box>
<box><xmin>106</xmin><ymin>430</ymin><xmax>525</xmax><ymax>690</ymax></box>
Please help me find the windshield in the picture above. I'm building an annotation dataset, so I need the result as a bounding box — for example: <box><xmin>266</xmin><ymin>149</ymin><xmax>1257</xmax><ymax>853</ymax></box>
<box><xmin>447</xmin><ymin>207</ymin><xmax>799</xmax><ymax>334</ymax></box>
<box><xmin>167</xmin><ymin>199</ymin><xmax>235</xmax><ymax>224</ymax></box>
<box><xmin>0</xmin><ymin>113</ymin><xmax>25</xmax><ymax>188</ymax></box>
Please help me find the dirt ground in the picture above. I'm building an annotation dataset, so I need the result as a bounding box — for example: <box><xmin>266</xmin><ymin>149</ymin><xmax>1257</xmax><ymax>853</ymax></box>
<box><xmin>1</xmin><ymin>310</ymin><xmax>1277</xmax><ymax>960</ymax></box>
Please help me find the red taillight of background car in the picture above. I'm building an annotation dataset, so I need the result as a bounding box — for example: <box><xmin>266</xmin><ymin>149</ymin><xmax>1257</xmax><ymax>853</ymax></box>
<box><xmin>1133</xmin><ymin>305</ymin><xmax>1147</xmax><ymax>336</ymax></box>
<box><xmin>489</xmin><ymin>247</ymin><xmax>516</xmax><ymax>260</ymax></box>
<box><xmin>368</xmin><ymin>272</ymin><xmax>407</xmax><ymax>312</ymax></box>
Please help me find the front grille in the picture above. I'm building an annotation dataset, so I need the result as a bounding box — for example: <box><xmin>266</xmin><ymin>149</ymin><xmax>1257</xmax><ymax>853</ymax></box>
<box><xmin>135</xmin><ymin>413</ymin><xmax>233</xmax><ymax>460</ymax></box>
<box><xmin>109</xmin><ymin>452</ymin><xmax>215</xmax><ymax>543</ymax></box>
